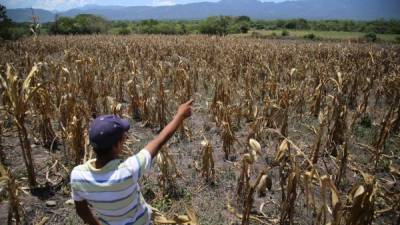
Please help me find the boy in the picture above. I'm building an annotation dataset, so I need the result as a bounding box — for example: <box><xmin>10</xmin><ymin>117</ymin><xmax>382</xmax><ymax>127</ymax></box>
<box><xmin>70</xmin><ymin>100</ymin><xmax>193</xmax><ymax>225</ymax></box>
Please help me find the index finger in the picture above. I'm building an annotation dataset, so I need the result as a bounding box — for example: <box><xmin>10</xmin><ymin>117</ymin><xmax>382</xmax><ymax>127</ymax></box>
<box><xmin>185</xmin><ymin>99</ymin><xmax>194</xmax><ymax>105</ymax></box>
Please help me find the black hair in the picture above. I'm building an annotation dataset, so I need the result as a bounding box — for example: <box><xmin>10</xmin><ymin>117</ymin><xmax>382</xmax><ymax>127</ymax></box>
<box><xmin>93</xmin><ymin>147</ymin><xmax>113</xmax><ymax>157</ymax></box>
<box><xmin>92</xmin><ymin>133</ymin><xmax>124</xmax><ymax>157</ymax></box>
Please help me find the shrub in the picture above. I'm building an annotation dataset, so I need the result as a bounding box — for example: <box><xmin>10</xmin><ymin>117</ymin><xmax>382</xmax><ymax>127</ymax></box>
<box><xmin>118</xmin><ymin>27</ymin><xmax>130</xmax><ymax>35</ymax></box>
<box><xmin>239</xmin><ymin>23</ymin><xmax>250</xmax><ymax>34</ymax></box>
<box><xmin>364</xmin><ymin>32</ymin><xmax>377</xmax><ymax>42</ymax></box>
<box><xmin>251</xmin><ymin>31</ymin><xmax>262</xmax><ymax>38</ymax></box>
<box><xmin>304</xmin><ymin>33</ymin><xmax>316</xmax><ymax>40</ymax></box>
<box><xmin>359</xmin><ymin>114</ymin><xmax>372</xmax><ymax>128</ymax></box>
<box><xmin>281</xmin><ymin>30</ymin><xmax>289</xmax><ymax>36</ymax></box>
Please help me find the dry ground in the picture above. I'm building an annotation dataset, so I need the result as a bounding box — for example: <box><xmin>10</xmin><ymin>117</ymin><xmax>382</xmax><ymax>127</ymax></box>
<box><xmin>0</xmin><ymin>35</ymin><xmax>399</xmax><ymax>225</ymax></box>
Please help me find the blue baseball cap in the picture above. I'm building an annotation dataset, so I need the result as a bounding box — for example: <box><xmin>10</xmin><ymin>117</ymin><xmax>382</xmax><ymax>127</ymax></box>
<box><xmin>89</xmin><ymin>115</ymin><xmax>130</xmax><ymax>150</ymax></box>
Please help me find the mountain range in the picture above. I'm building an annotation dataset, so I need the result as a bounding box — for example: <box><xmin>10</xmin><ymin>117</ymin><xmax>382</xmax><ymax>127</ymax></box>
<box><xmin>6</xmin><ymin>0</ymin><xmax>400</xmax><ymax>23</ymax></box>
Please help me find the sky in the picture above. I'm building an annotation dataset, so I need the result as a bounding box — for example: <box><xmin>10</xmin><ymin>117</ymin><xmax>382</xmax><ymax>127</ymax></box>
<box><xmin>1</xmin><ymin>0</ymin><xmax>290</xmax><ymax>11</ymax></box>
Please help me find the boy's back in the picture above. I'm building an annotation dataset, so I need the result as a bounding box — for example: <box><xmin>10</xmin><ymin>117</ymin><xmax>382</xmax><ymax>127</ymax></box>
<box><xmin>70</xmin><ymin>101</ymin><xmax>193</xmax><ymax>225</ymax></box>
<box><xmin>71</xmin><ymin>149</ymin><xmax>152</xmax><ymax>225</ymax></box>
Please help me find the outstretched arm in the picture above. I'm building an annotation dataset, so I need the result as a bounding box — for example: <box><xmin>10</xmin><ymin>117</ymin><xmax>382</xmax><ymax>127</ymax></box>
<box><xmin>145</xmin><ymin>99</ymin><xmax>193</xmax><ymax>158</ymax></box>
<box><xmin>75</xmin><ymin>200</ymin><xmax>102</xmax><ymax>225</ymax></box>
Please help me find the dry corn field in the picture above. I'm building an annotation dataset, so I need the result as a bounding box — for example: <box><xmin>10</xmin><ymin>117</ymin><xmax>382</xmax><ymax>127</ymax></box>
<box><xmin>0</xmin><ymin>35</ymin><xmax>400</xmax><ymax>225</ymax></box>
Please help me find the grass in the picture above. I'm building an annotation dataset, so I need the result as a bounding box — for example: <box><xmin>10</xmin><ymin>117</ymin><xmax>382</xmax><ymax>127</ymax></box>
<box><xmin>65</xmin><ymin>215</ymin><xmax>82</xmax><ymax>225</ymax></box>
<box><xmin>237</xmin><ymin>29</ymin><xmax>400</xmax><ymax>42</ymax></box>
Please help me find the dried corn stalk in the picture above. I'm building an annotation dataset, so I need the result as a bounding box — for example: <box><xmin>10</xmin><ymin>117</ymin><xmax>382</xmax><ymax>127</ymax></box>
<box><xmin>310</xmin><ymin>80</ymin><xmax>324</xmax><ymax>117</ymax></box>
<box><xmin>127</xmin><ymin>77</ymin><xmax>141</xmax><ymax>120</ymax></box>
<box><xmin>303</xmin><ymin>170</ymin><xmax>316</xmax><ymax>211</ymax></box>
<box><xmin>343</xmin><ymin>172</ymin><xmax>376</xmax><ymax>225</ymax></box>
<box><xmin>372</xmin><ymin>102</ymin><xmax>397</xmax><ymax>170</ymax></box>
<box><xmin>314</xmin><ymin>175</ymin><xmax>341</xmax><ymax>225</ymax></box>
<box><xmin>325</xmin><ymin>73</ymin><xmax>348</xmax><ymax>157</ymax></box>
<box><xmin>33</xmin><ymin>89</ymin><xmax>57</xmax><ymax>149</ymax></box>
<box><xmin>221</xmin><ymin>118</ymin><xmax>235</xmax><ymax>160</ymax></box>
<box><xmin>280</xmin><ymin>156</ymin><xmax>299</xmax><ymax>225</ymax></box>
<box><xmin>256</xmin><ymin>174</ymin><xmax>272</xmax><ymax>197</ymax></box>
<box><xmin>0</xmin><ymin>161</ymin><xmax>25</xmax><ymax>225</ymax></box>
<box><xmin>237</xmin><ymin>139</ymin><xmax>260</xmax><ymax>204</ymax></box>
<box><xmin>106</xmin><ymin>96</ymin><xmax>123</xmax><ymax>116</ymax></box>
<box><xmin>335</xmin><ymin>140</ymin><xmax>348</xmax><ymax>188</ymax></box>
<box><xmin>0</xmin><ymin>120</ymin><xmax>3</xmax><ymax>158</ymax></box>
<box><xmin>241</xmin><ymin>167</ymin><xmax>271</xmax><ymax>225</ymax></box>
<box><xmin>350</xmin><ymin>77</ymin><xmax>374</xmax><ymax>129</ymax></box>
<box><xmin>0</xmin><ymin>63</ymin><xmax>43</xmax><ymax>187</ymax></box>
<box><xmin>311</xmin><ymin>110</ymin><xmax>327</xmax><ymax>164</ymax></box>
<box><xmin>67</xmin><ymin>116</ymin><xmax>86</xmax><ymax>166</ymax></box>
<box><xmin>156</xmin><ymin>147</ymin><xmax>182</xmax><ymax>195</ymax></box>
<box><xmin>155</xmin><ymin>67</ymin><xmax>168</xmax><ymax>129</ymax></box>
<box><xmin>200</xmin><ymin>138</ymin><xmax>215</xmax><ymax>182</ymax></box>
<box><xmin>151</xmin><ymin>206</ymin><xmax>199</xmax><ymax>225</ymax></box>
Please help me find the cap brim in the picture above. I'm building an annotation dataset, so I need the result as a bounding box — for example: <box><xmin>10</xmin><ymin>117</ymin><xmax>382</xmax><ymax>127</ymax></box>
<box><xmin>121</xmin><ymin>118</ymin><xmax>130</xmax><ymax>131</ymax></box>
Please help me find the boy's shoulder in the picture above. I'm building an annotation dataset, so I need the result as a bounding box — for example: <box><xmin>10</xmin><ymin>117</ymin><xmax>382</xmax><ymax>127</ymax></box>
<box><xmin>72</xmin><ymin>159</ymin><xmax>128</xmax><ymax>175</ymax></box>
<box><xmin>70</xmin><ymin>162</ymin><xmax>90</xmax><ymax>177</ymax></box>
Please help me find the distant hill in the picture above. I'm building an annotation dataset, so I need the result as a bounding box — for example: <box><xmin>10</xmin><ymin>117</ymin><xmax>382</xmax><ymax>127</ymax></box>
<box><xmin>7</xmin><ymin>8</ymin><xmax>55</xmax><ymax>23</ymax></box>
<box><xmin>6</xmin><ymin>0</ymin><xmax>400</xmax><ymax>23</ymax></box>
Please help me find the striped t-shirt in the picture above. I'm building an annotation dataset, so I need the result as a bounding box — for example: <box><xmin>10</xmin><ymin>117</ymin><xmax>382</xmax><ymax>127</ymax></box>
<box><xmin>70</xmin><ymin>149</ymin><xmax>152</xmax><ymax>225</ymax></box>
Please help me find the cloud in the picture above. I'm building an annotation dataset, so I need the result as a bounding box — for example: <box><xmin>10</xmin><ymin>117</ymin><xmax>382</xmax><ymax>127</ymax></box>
<box><xmin>1</xmin><ymin>0</ymin><xmax>297</xmax><ymax>10</ymax></box>
<box><xmin>32</xmin><ymin>0</ymin><xmax>95</xmax><ymax>10</ymax></box>
<box><xmin>1</xmin><ymin>0</ymin><xmax>35</xmax><ymax>9</ymax></box>
<box><xmin>152</xmin><ymin>0</ymin><xmax>176</xmax><ymax>6</ymax></box>
<box><xmin>1</xmin><ymin>0</ymin><xmax>95</xmax><ymax>10</ymax></box>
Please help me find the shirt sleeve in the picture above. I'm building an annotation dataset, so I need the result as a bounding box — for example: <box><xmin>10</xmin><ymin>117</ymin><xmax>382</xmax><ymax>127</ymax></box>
<box><xmin>125</xmin><ymin>149</ymin><xmax>152</xmax><ymax>180</ymax></box>
<box><xmin>71</xmin><ymin>188</ymin><xmax>84</xmax><ymax>201</ymax></box>
<box><xmin>70</xmin><ymin>169</ymin><xmax>84</xmax><ymax>201</ymax></box>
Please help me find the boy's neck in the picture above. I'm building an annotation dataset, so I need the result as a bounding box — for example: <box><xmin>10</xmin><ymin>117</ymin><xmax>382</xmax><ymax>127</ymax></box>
<box><xmin>95</xmin><ymin>154</ymin><xmax>119</xmax><ymax>169</ymax></box>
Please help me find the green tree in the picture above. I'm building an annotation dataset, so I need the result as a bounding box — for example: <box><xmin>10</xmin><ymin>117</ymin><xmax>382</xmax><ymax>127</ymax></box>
<box><xmin>296</xmin><ymin>18</ymin><xmax>308</xmax><ymax>29</ymax></box>
<box><xmin>285</xmin><ymin>20</ymin><xmax>297</xmax><ymax>29</ymax></box>
<box><xmin>154</xmin><ymin>22</ymin><xmax>179</xmax><ymax>35</ymax></box>
<box><xmin>179</xmin><ymin>22</ymin><xmax>187</xmax><ymax>34</ymax></box>
<box><xmin>276</xmin><ymin>19</ymin><xmax>286</xmax><ymax>29</ymax></box>
<box><xmin>0</xmin><ymin>4</ymin><xmax>9</xmax><ymax>22</ymax></box>
<box><xmin>50</xmin><ymin>16</ymin><xmax>74</xmax><ymax>34</ymax></box>
<box><xmin>199</xmin><ymin>16</ymin><xmax>231</xmax><ymax>35</ymax></box>
<box><xmin>253</xmin><ymin>21</ymin><xmax>265</xmax><ymax>30</ymax></box>
<box><xmin>0</xmin><ymin>4</ymin><xmax>28</xmax><ymax>40</ymax></box>
<box><xmin>141</xmin><ymin>19</ymin><xmax>159</xmax><ymax>27</ymax></box>
<box><xmin>0</xmin><ymin>4</ymin><xmax>12</xmax><ymax>39</ymax></box>
<box><xmin>50</xmin><ymin>14</ymin><xmax>109</xmax><ymax>34</ymax></box>
<box><xmin>228</xmin><ymin>21</ymin><xmax>250</xmax><ymax>34</ymax></box>
<box><xmin>73</xmin><ymin>14</ymin><xmax>109</xmax><ymax>34</ymax></box>
<box><xmin>236</xmin><ymin>16</ymin><xmax>251</xmax><ymax>23</ymax></box>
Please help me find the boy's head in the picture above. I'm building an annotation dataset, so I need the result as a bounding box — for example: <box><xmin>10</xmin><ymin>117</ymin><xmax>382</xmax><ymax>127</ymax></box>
<box><xmin>89</xmin><ymin>115</ymin><xmax>130</xmax><ymax>157</ymax></box>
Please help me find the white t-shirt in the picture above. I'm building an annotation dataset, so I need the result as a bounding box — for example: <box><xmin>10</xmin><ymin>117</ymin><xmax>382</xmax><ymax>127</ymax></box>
<box><xmin>70</xmin><ymin>149</ymin><xmax>152</xmax><ymax>225</ymax></box>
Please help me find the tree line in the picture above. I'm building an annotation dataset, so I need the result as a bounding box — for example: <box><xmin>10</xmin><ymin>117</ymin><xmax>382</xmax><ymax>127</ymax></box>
<box><xmin>253</xmin><ymin>18</ymin><xmax>400</xmax><ymax>34</ymax></box>
<box><xmin>1</xmin><ymin>4</ymin><xmax>400</xmax><ymax>40</ymax></box>
<box><xmin>47</xmin><ymin>15</ymin><xmax>400</xmax><ymax>36</ymax></box>
<box><xmin>47</xmin><ymin>15</ymin><xmax>252</xmax><ymax>36</ymax></box>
